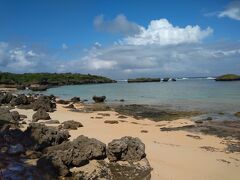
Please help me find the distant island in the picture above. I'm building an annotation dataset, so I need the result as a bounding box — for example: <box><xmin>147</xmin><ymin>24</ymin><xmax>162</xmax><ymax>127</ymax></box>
<box><xmin>0</xmin><ymin>72</ymin><xmax>116</xmax><ymax>91</ymax></box>
<box><xmin>128</xmin><ymin>78</ymin><xmax>161</xmax><ymax>83</ymax></box>
<box><xmin>128</xmin><ymin>77</ymin><xmax>176</xmax><ymax>83</ymax></box>
<box><xmin>215</xmin><ymin>74</ymin><xmax>240</xmax><ymax>81</ymax></box>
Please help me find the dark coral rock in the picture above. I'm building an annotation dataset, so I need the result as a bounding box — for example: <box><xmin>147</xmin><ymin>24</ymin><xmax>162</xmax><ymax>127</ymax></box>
<box><xmin>107</xmin><ymin>136</ymin><xmax>146</xmax><ymax>162</ymax></box>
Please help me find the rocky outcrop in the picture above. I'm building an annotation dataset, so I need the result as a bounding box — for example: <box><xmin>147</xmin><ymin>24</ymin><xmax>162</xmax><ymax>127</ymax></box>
<box><xmin>10</xmin><ymin>94</ymin><xmax>29</xmax><ymax>106</ymax></box>
<box><xmin>107</xmin><ymin>136</ymin><xmax>146</xmax><ymax>162</ymax></box>
<box><xmin>0</xmin><ymin>92</ymin><xmax>14</xmax><ymax>104</ymax></box>
<box><xmin>71</xmin><ymin>96</ymin><xmax>80</xmax><ymax>103</ymax></box>
<box><xmin>92</xmin><ymin>96</ymin><xmax>106</xmax><ymax>103</ymax></box>
<box><xmin>10</xmin><ymin>111</ymin><xmax>20</xmax><ymax>122</ymax></box>
<box><xmin>32</xmin><ymin>96</ymin><xmax>56</xmax><ymax>112</ymax></box>
<box><xmin>43</xmin><ymin>120</ymin><xmax>60</xmax><ymax>124</ymax></box>
<box><xmin>56</xmin><ymin>99</ymin><xmax>70</xmax><ymax>104</ymax></box>
<box><xmin>128</xmin><ymin>78</ymin><xmax>161</xmax><ymax>83</ymax></box>
<box><xmin>32</xmin><ymin>109</ymin><xmax>51</xmax><ymax>122</ymax></box>
<box><xmin>163</xmin><ymin>77</ymin><xmax>170</xmax><ymax>82</ymax></box>
<box><xmin>29</xmin><ymin>85</ymin><xmax>48</xmax><ymax>91</ymax></box>
<box><xmin>0</xmin><ymin>108</ymin><xmax>20</xmax><ymax>123</ymax></box>
<box><xmin>104</xmin><ymin>120</ymin><xmax>119</xmax><ymax>124</ymax></box>
<box><xmin>23</xmin><ymin>123</ymin><xmax>70</xmax><ymax>151</ymax></box>
<box><xmin>72</xmin><ymin>158</ymin><xmax>152</xmax><ymax>180</ymax></box>
<box><xmin>62</xmin><ymin>120</ymin><xmax>83</xmax><ymax>130</ymax></box>
<box><xmin>38</xmin><ymin>135</ymin><xmax>107</xmax><ymax>176</ymax></box>
<box><xmin>1</xmin><ymin>107</ymin><xmax>151</xmax><ymax>180</ymax></box>
<box><xmin>114</xmin><ymin>104</ymin><xmax>200</xmax><ymax>121</ymax></box>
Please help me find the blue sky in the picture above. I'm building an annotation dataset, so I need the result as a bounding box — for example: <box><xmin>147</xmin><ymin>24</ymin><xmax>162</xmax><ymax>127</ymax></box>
<box><xmin>0</xmin><ymin>0</ymin><xmax>240</xmax><ymax>78</ymax></box>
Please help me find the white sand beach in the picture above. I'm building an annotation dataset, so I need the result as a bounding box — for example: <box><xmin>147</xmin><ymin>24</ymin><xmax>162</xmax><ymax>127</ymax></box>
<box><xmin>16</xmin><ymin>104</ymin><xmax>240</xmax><ymax>180</ymax></box>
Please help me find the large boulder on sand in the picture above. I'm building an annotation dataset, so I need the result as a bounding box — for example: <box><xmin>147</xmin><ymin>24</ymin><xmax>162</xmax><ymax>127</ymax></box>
<box><xmin>41</xmin><ymin>136</ymin><xmax>145</xmax><ymax>178</ymax></box>
<box><xmin>62</xmin><ymin>120</ymin><xmax>83</xmax><ymax>130</ymax></box>
<box><xmin>10</xmin><ymin>111</ymin><xmax>20</xmax><ymax>121</ymax></box>
<box><xmin>32</xmin><ymin>108</ymin><xmax>51</xmax><ymax>122</ymax></box>
<box><xmin>10</xmin><ymin>94</ymin><xmax>29</xmax><ymax>106</ymax></box>
<box><xmin>0</xmin><ymin>92</ymin><xmax>14</xmax><ymax>104</ymax></box>
<box><xmin>38</xmin><ymin>135</ymin><xmax>106</xmax><ymax>177</ymax></box>
<box><xmin>71</xmin><ymin>96</ymin><xmax>80</xmax><ymax>103</ymax></box>
<box><xmin>107</xmin><ymin>136</ymin><xmax>146</xmax><ymax>162</ymax></box>
<box><xmin>72</xmin><ymin>158</ymin><xmax>152</xmax><ymax>180</ymax></box>
<box><xmin>92</xmin><ymin>96</ymin><xmax>106</xmax><ymax>103</ymax></box>
<box><xmin>0</xmin><ymin>108</ymin><xmax>20</xmax><ymax>123</ymax></box>
<box><xmin>56</xmin><ymin>99</ymin><xmax>70</xmax><ymax>104</ymax></box>
<box><xmin>23</xmin><ymin>123</ymin><xmax>70</xmax><ymax>151</ymax></box>
<box><xmin>32</xmin><ymin>96</ymin><xmax>56</xmax><ymax>112</ymax></box>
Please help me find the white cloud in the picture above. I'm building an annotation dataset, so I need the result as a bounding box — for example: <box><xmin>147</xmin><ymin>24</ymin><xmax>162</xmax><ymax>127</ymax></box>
<box><xmin>218</xmin><ymin>1</ymin><xmax>240</xmax><ymax>20</ymax></box>
<box><xmin>88</xmin><ymin>60</ymin><xmax>117</xmax><ymax>70</ymax></box>
<box><xmin>55</xmin><ymin>42</ymin><xmax>240</xmax><ymax>79</ymax></box>
<box><xmin>124</xmin><ymin>19</ymin><xmax>213</xmax><ymax>46</ymax></box>
<box><xmin>94</xmin><ymin>14</ymin><xmax>141</xmax><ymax>35</ymax></box>
<box><xmin>93</xmin><ymin>42</ymin><xmax>102</xmax><ymax>49</ymax></box>
<box><xmin>1</xmin><ymin>41</ymin><xmax>240</xmax><ymax>78</ymax></box>
<box><xmin>0</xmin><ymin>42</ymin><xmax>48</xmax><ymax>72</ymax></box>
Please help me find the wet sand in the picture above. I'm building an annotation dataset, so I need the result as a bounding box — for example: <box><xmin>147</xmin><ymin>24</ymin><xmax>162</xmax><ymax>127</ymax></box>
<box><xmin>17</xmin><ymin>104</ymin><xmax>240</xmax><ymax>180</ymax></box>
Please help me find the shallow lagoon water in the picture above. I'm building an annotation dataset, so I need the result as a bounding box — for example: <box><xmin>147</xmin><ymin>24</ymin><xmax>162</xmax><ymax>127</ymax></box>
<box><xmin>39</xmin><ymin>79</ymin><xmax>240</xmax><ymax>115</ymax></box>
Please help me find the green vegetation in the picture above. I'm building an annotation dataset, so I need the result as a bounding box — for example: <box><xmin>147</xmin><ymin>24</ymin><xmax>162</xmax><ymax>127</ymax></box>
<box><xmin>215</xmin><ymin>74</ymin><xmax>240</xmax><ymax>81</ymax></box>
<box><xmin>0</xmin><ymin>72</ymin><xmax>116</xmax><ymax>86</ymax></box>
<box><xmin>128</xmin><ymin>77</ymin><xmax>161</xmax><ymax>83</ymax></box>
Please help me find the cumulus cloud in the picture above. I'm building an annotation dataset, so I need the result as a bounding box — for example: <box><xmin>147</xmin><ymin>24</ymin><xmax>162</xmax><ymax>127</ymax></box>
<box><xmin>1</xmin><ymin>41</ymin><xmax>240</xmax><ymax>78</ymax></box>
<box><xmin>0</xmin><ymin>16</ymin><xmax>239</xmax><ymax>79</ymax></box>
<box><xmin>218</xmin><ymin>1</ymin><xmax>240</xmax><ymax>20</ymax></box>
<box><xmin>0</xmin><ymin>42</ymin><xmax>51</xmax><ymax>73</ymax></box>
<box><xmin>55</xmin><ymin>42</ymin><xmax>240</xmax><ymax>78</ymax></box>
<box><xmin>94</xmin><ymin>14</ymin><xmax>141</xmax><ymax>35</ymax></box>
<box><xmin>123</xmin><ymin>19</ymin><xmax>213</xmax><ymax>46</ymax></box>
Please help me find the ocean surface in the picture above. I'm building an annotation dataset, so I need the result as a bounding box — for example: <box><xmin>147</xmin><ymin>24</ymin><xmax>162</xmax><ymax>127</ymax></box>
<box><xmin>23</xmin><ymin>78</ymin><xmax>240</xmax><ymax>120</ymax></box>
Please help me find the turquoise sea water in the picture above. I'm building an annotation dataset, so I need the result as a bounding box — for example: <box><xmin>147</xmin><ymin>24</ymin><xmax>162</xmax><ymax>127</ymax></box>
<box><xmin>37</xmin><ymin>79</ymin><xmax>240</xmax><ymax>115</ymax></box>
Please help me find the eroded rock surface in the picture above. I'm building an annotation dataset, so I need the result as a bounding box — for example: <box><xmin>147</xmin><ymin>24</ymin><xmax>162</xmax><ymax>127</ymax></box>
<box><xmin>23</xmin><ymin>123</ymin><xmax>70</xmax><ymax>151</ymax></box>
<box><xmin>107</xmin><ymin>136</ymin><xmax>146</xmax><ymax>162</ymax></box>
<box><xmin>32</xmin><ymin>96</ymin><xmax>56</xmax><ymax>112</ymax></box>
<box><xmin>32</xmin><ymin>108</ymin><xmax>51</xmax><ymax>122</ymax></box>
<box><xmin>62</xmin><ymin>120</ymin><xmax>83</xmax><ymax>130</ymax></box>
<box><xmin>92</xmin><ymin>96</ymin><xmax>106</xmax><ymax>103</ymax></box>
<box><xmin>38</xmin><ymin>135</ymin><xmax>106</xmax><ymax>176</ymax></box>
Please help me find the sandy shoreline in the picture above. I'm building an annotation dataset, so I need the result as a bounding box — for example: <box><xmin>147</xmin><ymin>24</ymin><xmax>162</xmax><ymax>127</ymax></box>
<box><xmin>15</xmin><ymin>103</ymin><xmax>240</xmax><ymax>180</ymax></box>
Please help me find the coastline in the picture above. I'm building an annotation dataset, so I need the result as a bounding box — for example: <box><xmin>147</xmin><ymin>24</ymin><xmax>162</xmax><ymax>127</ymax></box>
<box><xmin>15</xmin><ymin>101</ymin><xmax>240</xmax><ymax>180</ymax></box>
